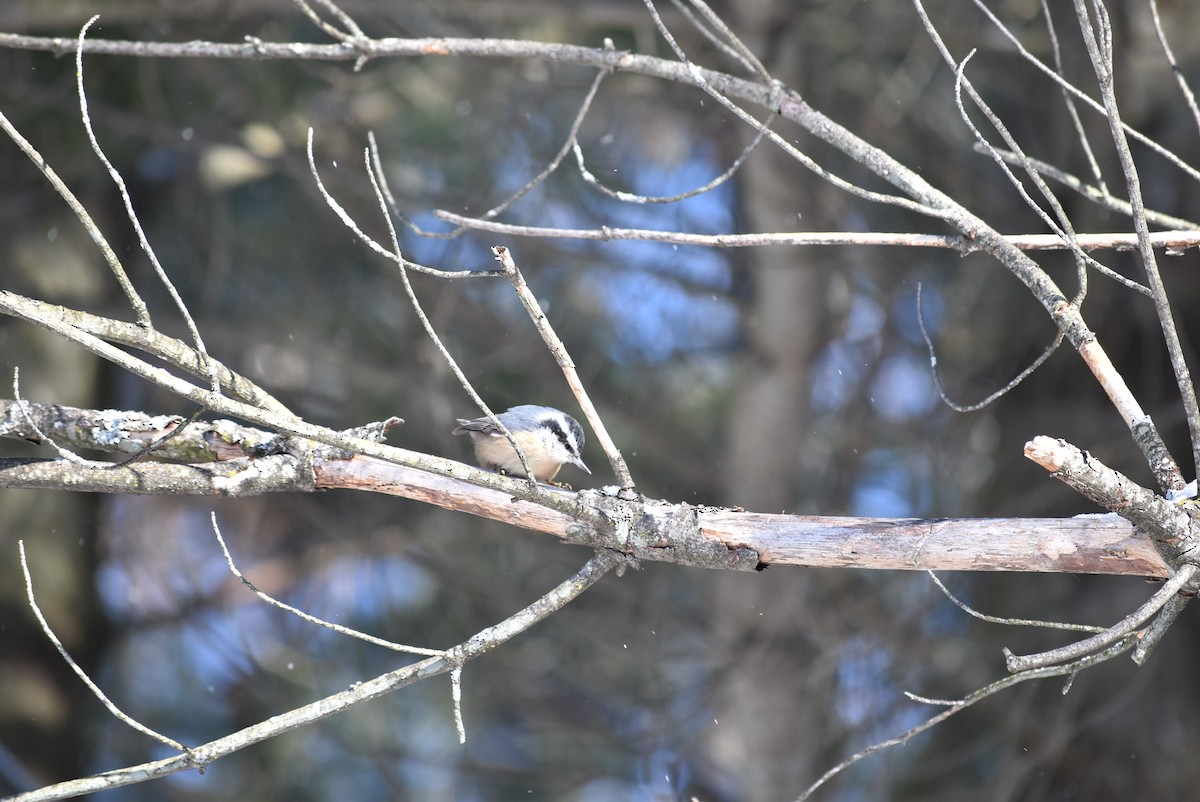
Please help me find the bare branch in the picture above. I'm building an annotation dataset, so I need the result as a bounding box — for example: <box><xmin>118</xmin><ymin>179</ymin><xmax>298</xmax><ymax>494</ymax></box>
<box><xmin>926</xmin><ymin>571</ymin><xmax>1106</xmax><ymax>634</ymax></box>
<box><xmin>493</xmin><ymin>246</ymin><xmax>636</xmax><ymax>492</ymax></box>
<box><xmin>795</xmin><ymin>637</ymin><xmax>1138</xmax><ymax>801</ymax></box>
<box><xmin>0</xmin><ymin>404</ymin><xmax>1167</xmax><ymax>576</ymax></box>
<box><xmin>980</xmin><ymin>145</ymin><xmax>1199</xmax><ymax>234</ymax></box>
<box><xmin>1148</xmin><ymin>0</ymin><xmax>1200</xmax><ymax>137</ymax></box>
<box><xmin>918</xmin><ymin>282</ymin><xmax>1066</xmax><ymax>413</ymax></box>
<box><xmin>20</xmin><ymin>541</ymin><xmax>188</xmax><ymax>755</ymax></box>
<box><xmin>1003</xmin><ymin>563</ymin><xmax>1198</xmax><ymax>672</ymax></box>
<box><xmin>1024</xmin><ymin>435</ymin><xmax>1195</xmax><ymax>561</ymax></box>
<box><xmin>435</xmin><ymin>212</ymin><xmax>1200</xmax><ymax>254</ymax></box>
<box><xmin>8</xmin><ymin>550</ymin><xmax>622</xmax><ymax>802</ymax></box>
<box><xmin>212</xmin><ymin>513</ymin><xmax>442</xmax><ymax>657</ymax></box>
<box><xmin>1072</xmin><ymin>0</ymin><xmax>1200</xmax><ymax>477</ymax></box>
<box><xmin>0</xmin><ymin>109</ymin><xmax>149</xmax><ymax>326</ymax></box>
<box><xmin>74</xmin><ymin>18</ymin><xmax>217</xmax><ymax>392</ymax></box>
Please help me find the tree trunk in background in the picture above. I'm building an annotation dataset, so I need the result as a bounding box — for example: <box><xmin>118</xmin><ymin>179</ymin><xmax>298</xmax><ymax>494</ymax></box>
<box><xmin>706</xmin><ymin>3</ymin><xmax>833</xmax><ymax>796</ymax></box>
<box><xmin>0</xmin><ymin>226</ymin><xmax>109</xmax><ymax>789</ymax></box>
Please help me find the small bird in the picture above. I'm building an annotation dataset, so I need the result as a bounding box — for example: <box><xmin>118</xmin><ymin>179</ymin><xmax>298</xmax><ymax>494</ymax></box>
<box><xmin>452</xmin><ymin>405</ymin><xmax>590</xmax><ymax>483</ymax></box>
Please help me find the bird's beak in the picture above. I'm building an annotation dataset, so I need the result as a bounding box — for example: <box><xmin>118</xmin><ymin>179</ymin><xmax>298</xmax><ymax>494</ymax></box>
<box><xmin>574</xmin><ymin>457</ymin><xmax>591</xmax><ymax>475</ymax></box>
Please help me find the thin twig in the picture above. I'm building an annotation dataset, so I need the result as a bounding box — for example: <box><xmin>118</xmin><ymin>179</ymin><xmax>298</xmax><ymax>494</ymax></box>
<box><xmin>477</xmin><ymin>65</ymin><xmax>607</xmax><ymax>223</ymax></box>
<box><xmin>589</xmin><ymin>2</ymin><xmax>772</xmax><ymax>202</ymax></box>
<box><xmin>384</xmin><ymin>62</ymin><xmax>614</xmax><ymax>240</ymax></box>
<box><xmin>573</xmin><ymin>112</ymin><xmax>773</xmax><ymax>205</ymax></box>
<box><xmin>434</xmin><ymin>212</ymin><xmax>1200</xmax><ymax>254</ymax></box>
<box><xmin>9</xmin><ymin>551</ymin><xmax>621</xmax><ymax>801</ymax></box>
<box><xmin>451</xmin><ymin>666</ymin><xmax>466</xmax><ymax>744</ymax></box>
<box><xmin>76</xmin><ymin>18</ymin><xmax>219</xmax><ymax>392</ymax></box>
<box><xmin>1003</xmin><ymin>562</ymin><xmax>1198</xmax><ymax>672</ymax></box>
<box><xmin>304</xmin><ymin>130</ymin><xmax>496</xmax><ymax>278</ymax></box>
<box><xmin>1072</xmin><ymin>0</ymin><xmax>1200</xmax><ymax>483</ymax></box>
<box><xmin>492</xmin><ymin>246</ymin><xmax>636</xmax><ymax>492</ymax></box>
<box><xmin>11</xmin><ymin>367</ymin><xmax>88</xmax><ymax>464</ymax></box>
<box><xmin>641</xmin><ymin>0</ymin><xmax>951</xmax><ymax>221</ymax></box>
<box><xmin>1148</xmin><ymin>0</ymin><xmax>1200</xmax><ymax>137</ymax></box>
<box><xmin>0</xmin><ymin>109</ymin><xmax>149</xmax><ymax>326</ymax></box>
<box><xmin>927</xmin><ymin>571</ymin><xmax>1105</xmax><ymax>633</ymax></box>
<box><xmin>1040</xmin><ymin>0</ymin><xmax>1109</xmax><ymax>198</ymax></box>
<box><xmin>917</xmin><ymin>282</ymin><xmax>1064</xmax><ymax>413</ymax></box>
<box><xmin>212</xmin><ymin>513</ymin><xmax>443</xmax><ymax>656</ymax></box>
<box><xmin>980</xmin><ymin>145</ymin><xmax>1198</xmax><ymax>235</ymax></box>
<box><xmin>668</xmin><ymin>0</ymin><xmax>764</xmax><ymax>78</ymax></box>
<box><xmin>795</xmin><ymin>636</ymin><xmax>1137</xmax><ymax>801</ymax></box>
<box><xmin>19</xmin><ymin>541</ymin><xmax>188</xmax><ymax>754</ymax></box>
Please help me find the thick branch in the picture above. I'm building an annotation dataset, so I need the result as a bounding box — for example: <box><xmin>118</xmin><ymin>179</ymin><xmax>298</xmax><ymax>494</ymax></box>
<box><xmin>0</xmin><ymin>404</ymin><xmax>1168</xmax><ymax>575</ymax></box>
<box><xmin>0</xmin><ymin>458</ymin><xmax>1164</xmax><ymax>577</ymax></box>
<box><xmin>1024</xmin><ymin>434</ymin><xmax>1198</xmax><ymax>567</ymax></box>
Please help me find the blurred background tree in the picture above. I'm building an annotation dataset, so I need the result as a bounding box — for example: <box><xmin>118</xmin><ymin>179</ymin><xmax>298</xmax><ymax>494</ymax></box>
<box><xmin>2</xmin><ymin>1</ymin><xmax>1200</xmax><ymax>800</ymax></box>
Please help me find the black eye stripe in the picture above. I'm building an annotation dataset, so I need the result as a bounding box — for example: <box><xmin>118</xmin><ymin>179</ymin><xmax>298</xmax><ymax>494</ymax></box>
<box><xmin>540</xmin><ymin>417</ymin><xmax>583</xmax><ymax>455</ymax></box>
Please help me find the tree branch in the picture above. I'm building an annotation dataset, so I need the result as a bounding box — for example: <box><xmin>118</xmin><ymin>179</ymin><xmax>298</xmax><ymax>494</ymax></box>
<box><xmin>7</xmin><ymin>549</ymin><xmax>622</xmax><ymax>802</ymax></box>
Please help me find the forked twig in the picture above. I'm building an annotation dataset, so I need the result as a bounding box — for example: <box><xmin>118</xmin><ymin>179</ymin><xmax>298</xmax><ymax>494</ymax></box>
<box><xmin>1003</xmin><ymin>562</ymin><xmax>1198</xmax><ymax>672</ymax></box>
<box><xmin>795</xmin><ymin>636</ymin><xmax>1136</xmax><ymax>801</ymax></box>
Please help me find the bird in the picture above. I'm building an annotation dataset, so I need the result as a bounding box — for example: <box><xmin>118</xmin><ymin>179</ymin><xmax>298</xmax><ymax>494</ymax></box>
<box><xmin>452</xmin><ymin>405</ymin><xmax>590</xmax><ymax>483</ymax></box>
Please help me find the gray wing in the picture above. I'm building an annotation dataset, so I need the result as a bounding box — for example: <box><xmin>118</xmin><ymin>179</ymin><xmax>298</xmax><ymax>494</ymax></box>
<box><xmin>452</xmin><ymin>416</ymin><xmax>502</xmax><ymax>435</ymax></box>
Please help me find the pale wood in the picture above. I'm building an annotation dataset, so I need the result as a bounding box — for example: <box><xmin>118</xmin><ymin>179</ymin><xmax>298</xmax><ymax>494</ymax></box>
<box><xmin>318</xmin><ymin>457</ymin><xmax>1168</xmax><ymax>577</ymax></box>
